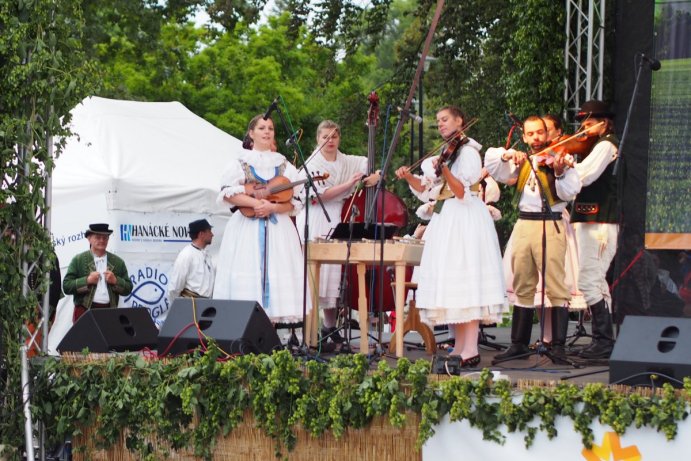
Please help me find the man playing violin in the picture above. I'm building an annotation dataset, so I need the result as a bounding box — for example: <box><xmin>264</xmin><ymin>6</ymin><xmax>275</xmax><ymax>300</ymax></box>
<box><xmin>485</xmin><ymin>116</ymin><xmax>581</xmax><ymax>364</ymax></box>
<box><xmin>570</xmin><ymin>100</ymin><xmax>619</xmax><ymax>360</ymax></box>
<box><xmin>543</xmin><ymin>114</ymin><xmax>564</xmax><ymax>142</ymax></box>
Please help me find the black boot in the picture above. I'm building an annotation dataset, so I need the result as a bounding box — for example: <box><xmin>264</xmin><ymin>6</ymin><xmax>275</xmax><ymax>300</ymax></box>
<box><xmin>579</xmin><ymin>300</ymin><xmax>614</xmax><ymax>359</ymax></box>
<box><xmin>549</xmin><ymin>307</ymin><xmax>571</xmax><ymax>365</ymax></box>
<box><xmin>492</xmin><ymin>307</ymin><xmax>534</xmax><ymax>364</ymax></box>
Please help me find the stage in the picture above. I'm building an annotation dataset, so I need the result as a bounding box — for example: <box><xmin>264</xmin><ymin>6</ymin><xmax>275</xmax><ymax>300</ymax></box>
<box><xmin>308</xmin><ymin>321</ymin><xmax>611</xmax><ymax>386</ymax></box>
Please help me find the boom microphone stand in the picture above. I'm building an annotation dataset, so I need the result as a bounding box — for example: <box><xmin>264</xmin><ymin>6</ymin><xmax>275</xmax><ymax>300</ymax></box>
<box><xmin>267</xmin><ymin>97</ymin><xmax>330</xmax><ymax>358</ymax></box>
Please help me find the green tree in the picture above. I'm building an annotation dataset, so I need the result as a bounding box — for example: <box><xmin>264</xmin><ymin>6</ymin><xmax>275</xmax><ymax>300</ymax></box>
<box><xmin>0</xmin><ymin>0</ymin><xmax>95</xmax><ymax>455</ymax></box>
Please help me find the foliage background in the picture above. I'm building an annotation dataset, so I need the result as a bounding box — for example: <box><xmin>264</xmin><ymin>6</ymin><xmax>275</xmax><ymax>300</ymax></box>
<box><xmin>1</xmin><ymin>0</ymin><xmax>569</xmax><ymax>454</ymax></box>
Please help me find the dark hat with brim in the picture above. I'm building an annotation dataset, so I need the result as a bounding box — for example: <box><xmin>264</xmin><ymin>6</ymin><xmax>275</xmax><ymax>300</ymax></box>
<box><xmin>189</xmin><ymin>219</ymin><xmax>212</xmax><ymax>234</ymax></box>
<box><xmin>576</xmin><ymin>100</ymin><xmax>615</xmax><ymax>121</ymax></box>
<box><xmin>85</xmin><ymin>223</ymin><xmax>113</xmax><ymax>237</ymax></box>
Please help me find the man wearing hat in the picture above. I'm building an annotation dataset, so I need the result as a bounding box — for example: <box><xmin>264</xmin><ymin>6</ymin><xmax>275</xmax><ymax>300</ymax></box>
<box><xmin>63</xmin><ymin>223</ymin><xmax>133</xmax><ymax>323</ymax></box>
<box><xmin>571</xmin><ymin>100</ymin><xmax>619</xmax><ymax>359</ymax></box>
<box><xmin>164</xmin><ymin>219</ymin><xmax>216</xmax><ymax>325</ymax></box>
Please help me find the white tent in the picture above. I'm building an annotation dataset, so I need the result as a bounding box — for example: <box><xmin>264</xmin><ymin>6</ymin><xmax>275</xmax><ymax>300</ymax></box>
<box><xmin>48</xmin><ymin>96</ymin><xmax>242</xmax><ymax>352</ymax></box>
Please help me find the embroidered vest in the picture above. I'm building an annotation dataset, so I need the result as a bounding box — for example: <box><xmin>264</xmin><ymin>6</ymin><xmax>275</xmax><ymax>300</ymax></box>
<box><xmin>515</xmin><ymin>159</ymin><xmax>562</xmax><ymax>207</ymax></box>
<box><xmin>571</xmin><ymin>134</ymin><xmax>619</xmax><ymax>224</ymax></box>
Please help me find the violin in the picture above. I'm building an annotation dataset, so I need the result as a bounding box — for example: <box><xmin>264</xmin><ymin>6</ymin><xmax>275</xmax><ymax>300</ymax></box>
<box><xmin>532</xmin><ymin>121</ymin><xmax>605</xmax><ymax>169</ymax></box>
<box><xmin>434</xmin><ymin>131</ymin><xmax>469</xmax><ymax>176</ymax></box>
<box><xmin>239</xmin><ymin>173</ymin><xmax>329</xmax><ymax>217</ymax></box>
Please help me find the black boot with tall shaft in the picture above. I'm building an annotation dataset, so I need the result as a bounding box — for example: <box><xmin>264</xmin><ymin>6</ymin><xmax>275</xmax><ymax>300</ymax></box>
<box><xmin>492</xmin><ymin>307</ymin><xmax>534</xmax><ymax>364</ymax></box>
<box><xmin>550</xmin><ymin>307</ymin><xmax>572</xmax><ymax>365</ymax></box>
<box><xmin>579</xmin><ymin>299</ymin><xmax>614</xmax><ymax>359</ymax></box>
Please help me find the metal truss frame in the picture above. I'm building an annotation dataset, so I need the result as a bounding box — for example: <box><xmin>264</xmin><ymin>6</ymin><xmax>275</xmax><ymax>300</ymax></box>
<box><xmin>564</xmin><ymin>0</ymin><xmax>606</xmax><ymax>127</ymax></box>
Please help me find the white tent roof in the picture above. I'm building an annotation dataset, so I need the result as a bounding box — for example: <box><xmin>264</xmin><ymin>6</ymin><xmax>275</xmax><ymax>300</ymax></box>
<box><xmin>53</xmin><ymin>96</ymin><xmax>242</xmax><ymax>214</ymax></box>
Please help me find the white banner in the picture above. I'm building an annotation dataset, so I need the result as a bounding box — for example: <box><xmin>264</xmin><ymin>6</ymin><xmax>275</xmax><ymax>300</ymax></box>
<box><xmin>424</xmin><ymin>412</ymin><xmax>690</xmax><ymax>460</ymax></box>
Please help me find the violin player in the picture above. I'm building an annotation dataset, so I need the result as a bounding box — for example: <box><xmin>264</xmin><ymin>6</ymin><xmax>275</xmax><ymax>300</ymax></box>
<box><xmin>543</xmin><ymin>113</ymin><xmax>564</xmax><ymax>142</ymax></box>
<box><xmin>212</xmin><ymin>114</ymin><xmax>307</xmax><ymax>324</ymax></box>
<box><xmin>569</xmin><ymin>100</ymin><xmax>619</xmax><ymax>360</ymax></box>
<box><xmin>296</xmin><ymin>120</ymin><xmax>379</xmax><ymax>351</ymax></box>
<box><xmin>413</xmin><ymin>106</ymin><xmax>508</xmax><ymax>368</ymax></box>
<box><xmin>485</xmin><ymin>115</ymin><xmax>581</xmax><ymax>364</ymax></box>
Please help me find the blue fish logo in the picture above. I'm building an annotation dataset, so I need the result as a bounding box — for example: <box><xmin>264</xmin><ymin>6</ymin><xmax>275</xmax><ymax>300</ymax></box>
<box><xmin>125</xmin><ymin>280</ymin><xmax>165</xmax><ymax>305</ymax></box>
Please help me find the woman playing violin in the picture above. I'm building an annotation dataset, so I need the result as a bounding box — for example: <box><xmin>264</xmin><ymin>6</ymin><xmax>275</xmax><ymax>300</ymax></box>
<box><xmin>213</xmin><ymin>114</ymin><xmax>307</xmax><ymax>324</ymax></box>
<box><xmin>296</xmin><ymin>120</ymin><xmax>380</xmax><ymax>349</ymax></box>
<box><xmin>413</xmin><ymin>106</ymin><xmax>508</xmax><ymax>368</ymax></box>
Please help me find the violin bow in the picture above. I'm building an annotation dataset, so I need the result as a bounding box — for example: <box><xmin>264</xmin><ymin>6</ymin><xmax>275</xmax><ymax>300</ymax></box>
<box><xmin>532</xmin><ymin>120</ymin><xmax>605</xmax><ymax>158</ymax></box>
<box><xmin>407</xmin><ymin>117</ymin><xmax>478</xmax><ymax>172</ymax></box>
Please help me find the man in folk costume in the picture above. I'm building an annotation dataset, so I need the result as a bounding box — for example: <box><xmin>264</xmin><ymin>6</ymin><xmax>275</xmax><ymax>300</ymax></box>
<box><xmin>165</xmin><ymin>219</ymin><xmax>216</xmax><ymax>327</ymax></box>
<box><xmin>485</xmin><ymin>116</ymin><xmax>581</xmax><ymax>364</ymax></box>
<box><xmin>63</xmin><ymin>223</ymin><xmax>133</xmax><ymax>323</ymax></box>
<box><xmin>570</xmin><ymin>100</ymin><xmax>619</xmax><ymax>359</ymax></box>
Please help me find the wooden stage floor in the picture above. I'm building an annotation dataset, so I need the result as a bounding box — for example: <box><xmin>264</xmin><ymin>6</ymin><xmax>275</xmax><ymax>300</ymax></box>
<box><xmin>294</xmin><ymin>321</ymin><xmax>611</xmax><ymax>386</ymax></box>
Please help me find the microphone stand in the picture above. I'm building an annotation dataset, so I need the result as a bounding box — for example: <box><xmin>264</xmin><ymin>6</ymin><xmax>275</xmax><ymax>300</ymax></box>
<box><xmin>327</xmin><ymin>204</ymin><xmax>361</xmax><ymax>354</ymax></box>
<box><xmin>270</xmin><ymin>99</ymin><xmax>330</xmax><ymax>358</ymax></box>
<box><xmin>492</xmin><ymin>155</ymin><xmax>579</xmax><ymax>368</ymax></box>
<box><xmin>610</xmin><ymin>52</ymin><xmax>655</xmax><ymax>328</ymax></box>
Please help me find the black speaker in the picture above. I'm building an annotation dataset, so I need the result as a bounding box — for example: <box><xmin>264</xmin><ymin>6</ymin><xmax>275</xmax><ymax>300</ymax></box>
<box><xmin>57</xmin><ymin>308</ymin><xmax>158</xmax><ymax>353</ymax></box>
<box><xmin>157</xmin><ymin>298</ymin><xmax>281</xmax><ymax>356</ymax></box>
<box><xmin>610</xmin><ymin>315</ymin><xmax>691</xmax><ymax>387</ymax></box>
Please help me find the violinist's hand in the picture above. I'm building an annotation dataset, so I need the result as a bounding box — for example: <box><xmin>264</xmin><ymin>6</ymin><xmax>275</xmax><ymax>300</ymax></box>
<box><xmin>501</xmin><ymin>149</ymin><xmax>527</xmax><ymax>166</ymax></box>
<box><xmin>552</xmin><ymin>154</ymin><xmax>569</xmax><ymax>176</ymax></box>
<box><xmin>395</xmin><ymin>166</ymin><xmax>412</xmax><ymax>180</ymax></box>
<box><xmin>254</xmin><ymin>199</ymin><xmax>277</xmax><ymax>218</ymax></box>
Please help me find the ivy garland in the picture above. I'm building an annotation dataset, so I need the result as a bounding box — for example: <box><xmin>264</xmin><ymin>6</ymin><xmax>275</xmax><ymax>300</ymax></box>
<box><xmin>30</xmin><ymin>345</ymin><xmax>691</xmax><ymax>461</ymax></box>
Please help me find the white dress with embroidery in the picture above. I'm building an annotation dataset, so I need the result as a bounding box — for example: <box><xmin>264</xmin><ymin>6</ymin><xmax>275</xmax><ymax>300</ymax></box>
<box><xmin>212</xmin><ymin>149</ymin><xmax>308</xmax><ymax>323</ymax></box>
<box><xmin>416</xmin><ymin>139</ymin><xmax>509</xmax><ymax>325</ymax></box>
<box><xmin>295</xmin><ymin>150</ymin><xmax>368</xmax><ymax>308</ymax></box>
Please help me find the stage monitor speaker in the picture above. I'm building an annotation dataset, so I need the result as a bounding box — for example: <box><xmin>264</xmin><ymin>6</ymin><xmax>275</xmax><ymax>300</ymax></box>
<box><xmin>57</xmin><ymin>307</ymin><xmax>158</xmax><ymax>353</ymax></box>
<box><xmin>157</xmin><ymin>298</ymin><xmax>281</xmax><ymax>356</ymax></box>
<box><xmin>609</xmin><ymin>315</ymin><xmax>691</xmax><ymax>388</ymax></box>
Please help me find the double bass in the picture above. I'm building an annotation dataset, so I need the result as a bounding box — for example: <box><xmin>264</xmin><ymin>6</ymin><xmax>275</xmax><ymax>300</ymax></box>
<box><xmin>340</xmin><ymin>92</ymin><xmax>409</xmax><ymax>315</ymax></box>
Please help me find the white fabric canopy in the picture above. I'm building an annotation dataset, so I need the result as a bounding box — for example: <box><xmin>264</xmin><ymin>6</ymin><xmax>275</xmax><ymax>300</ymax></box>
<box><xmin>54</xmin><ymin>96</ymin><xmax>242</xmax><ymax>213</ymax></box>
<box><xmin>48</xmin><ymin>96</ymin><xmax>244</xmax><ymax>353</ymax></box>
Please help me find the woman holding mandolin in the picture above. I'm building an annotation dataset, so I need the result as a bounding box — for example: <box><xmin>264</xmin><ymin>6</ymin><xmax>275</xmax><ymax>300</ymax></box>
<box><xmin>413</xmin><ymin>106</ymin><xmax>508</xmax><ymax>368</ymax></box>
<box><xmin>296</xmin><ymin>119</ymin><xmax>380</xmax><ymax>349</ymax></box>
<box><xmin>212</xmin><ymin>114</ymin><xmax>307</xmax><ymax>324</ymax></box>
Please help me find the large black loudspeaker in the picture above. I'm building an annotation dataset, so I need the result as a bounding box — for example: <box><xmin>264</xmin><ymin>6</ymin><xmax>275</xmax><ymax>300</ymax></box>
<box><xmin>610</xmin><ymin>315</ymin><xmax>691</xmax><ymax>387</ymax></box>
<box><xmin>57</xmin><ymin>308</ymin><xmax>158</xmax><ymax>353</ymax></box>
<box><xmin>158</xmin><ymin>298</ymin><xmax>281</xmax><ymax>356</ymax></box>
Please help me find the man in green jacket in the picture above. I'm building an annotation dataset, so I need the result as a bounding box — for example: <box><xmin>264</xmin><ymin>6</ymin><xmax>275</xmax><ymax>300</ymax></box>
<box><xmin>63</xmin><ymin>223</ymin><xmax>133</xmax><ymax>322</ymax></box>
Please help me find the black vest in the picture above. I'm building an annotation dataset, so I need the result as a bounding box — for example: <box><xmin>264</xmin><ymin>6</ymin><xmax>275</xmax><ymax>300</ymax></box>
<box><xmin>571</xmin><ymin>134</ymin><xmax>619</xmax><ymax>223</ymax></box>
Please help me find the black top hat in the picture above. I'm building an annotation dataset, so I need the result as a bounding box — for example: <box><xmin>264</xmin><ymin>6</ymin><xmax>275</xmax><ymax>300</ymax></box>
<box><xmin>85</xmin><ymin>223</ymin><xmax>113</xmax><ymax>237</ymax></box>
<box><xmin>575</xmin><ymin>100</ymin><xmax>615</xmax><ymax>121</ymax></box>
<box><xmin>189</xmin><ymin>219</ymin><xmax>212</xmax><ymax>235</ymax></box>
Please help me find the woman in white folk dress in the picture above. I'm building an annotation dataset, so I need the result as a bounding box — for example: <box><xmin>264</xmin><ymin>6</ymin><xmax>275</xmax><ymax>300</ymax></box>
<box><xmin>213</xmin><ymin>114</ymin><xmax>308</xmax><ymax>324</ymax></box>
<box><xmin>415</xmin><ymin>105</ymin><xmax>508</xmax><ymax>367</ymax></box>
<box><xmin>296</xmin><ymin>120</ymin><xmax>379</xmax><ymax>347</ymax></box>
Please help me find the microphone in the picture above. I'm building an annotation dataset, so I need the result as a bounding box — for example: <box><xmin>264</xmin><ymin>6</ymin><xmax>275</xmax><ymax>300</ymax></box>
<box><xmin>397</xmin><ymin>107</ymin><xmax>423</xmax><ymax>124</ymax></box>
<box><xmin>640</xmin><ymin>54</ymin><xmax>661</xmax><ymax>71</ymax></box>
<box><xmin>262</xmin><ymin>98</ymin><xmax>278</xmax><ymax>120</ymax></box>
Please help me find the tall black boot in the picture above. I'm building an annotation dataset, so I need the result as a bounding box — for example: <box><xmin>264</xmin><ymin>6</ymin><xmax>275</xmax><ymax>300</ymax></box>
<box><xmin>549</xmin><ymin>307</ymin><xmax>571</xmax><ymax>365</ymax></box>
<box><xmin>579</xmin><ymin>299</ymin><xmax>614</xmax><ymax>359</ymax></box>
<box><xmin>492</xmin><ymin>307</ymin><xmax>534</xmax><ymax>364</ymax></box>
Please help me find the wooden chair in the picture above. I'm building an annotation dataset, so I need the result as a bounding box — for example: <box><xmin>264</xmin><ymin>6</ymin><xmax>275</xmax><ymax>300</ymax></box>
<box><xmin>387</xmin><ymin>282</ymin><xmax>436</xmax><ymax>355</ymax></box>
